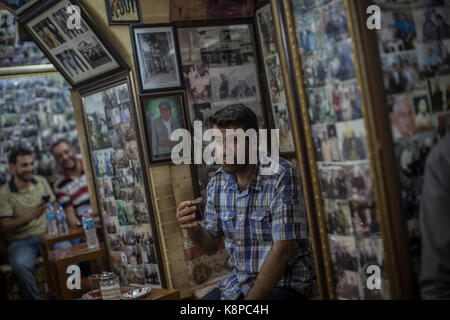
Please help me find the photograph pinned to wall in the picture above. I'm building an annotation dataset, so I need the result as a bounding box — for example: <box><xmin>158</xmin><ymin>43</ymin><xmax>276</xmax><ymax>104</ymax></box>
<box><xmin>326</xmin><ymin>39</ymin><xmax>356</xmax><ymax>82</ymax></box>
<box><xmin>105</xmin><ymin>0</ymin><xmax>141</xmax><ymax>25</ymax></box>
<box><xmin>105</xmin><ymin>215</ymin><xmax>120</xmax><ymax>234</ymax></box>
<box><xmin>23</xmin><ymin>0</ymin><xmax>124</xmax><ymax>87</ymax></box>
<box><xmin>349</xmin><ymin>200</ymin><xmax>379</xmax><ymax>237</ymax></box>
<box><xmin>131</xmin><ymin>24</ymin><xmax>181</xmax><ymax>93</ymax></box>
<box><xmin>412</xmin><ymin>91</ymin><xmax>434</xmax><ymax>129</ymax></box>
<box><xmin>84</xmin><ymin>93</ymin><xmax>112</xmax><ymax>151</ymax></box>
<box><xmin>320</xmin><ymin>0</ymin><xmax>349</xmax><ymax>45</ymax></box>
<box><xmin>272</xmin><ymin>103</ymin><xmax>295</xmax><ymax>153</ymax></box>
<box><xmin>343</xmin><ymin>161</ymin><xmax>374</xmax><ymax>201</ymax></box>
<box><xmin>336</xmin><ymin>270</ymin><xmax>362</xmax><ymax>300</ymax></box>
<box><xmin>210</xmin><ymin>64</ymin><xmax>259</xmax><ymax>104</ymax></box>
<box><xmin>116</xmin><ymin>200</ymin><xmax>137</xmax><ymax>226</ymax></box>
<box><xmin>335</xmin><ymin>119</ymin><xmax>368</xmax><ymax>162</ymax></box>
<box><xmin>324</xmin><ymin>199</ymin><xmax>353</xmax><ymax>237</ymax></box>
<box><xmin>378</xmin><ymin>11</ymin><xmax>416</xmax><ymax>53</ymax></box>
<box><xmin>312</xmin><ymin>123</ymin><xmax>341</xmax><ymax>162</ymax></box>
<box><xmin>140</xmin><ymin>91</ymin><xmax>187</xmax><ymax>163</ymax></box>
<box><xmin>178</xmin><ymin>25</ymin><xmax>255</xmax><ymax>68</ymax></box>
<box><xmin>417</xmin><ymin>41</ymin><xmax>449</xmax><ymax>77</ymax></box>
<box><xmin>381</xmin><ymin>51</ymin><xmax>426</xmax><ymax>94</ymax></box>
<box><xmin>308</xmin><ymin>86</ymin><xmax>335</xmax><ymax>125</ymax></box>
<box><xmin>413</xmin><ymin>6</ymin><xmax>450</xmax><ymax>43</ymax></box>
<box><xmin>302</xmin><ymin>48</ymin><xmax>328</xmax><ymax>88</ymax></box>
<box><xmin>318</xmin><ymin>163</ymin><xmax>347</xmax><ymax>199</ymax></box>
<box><xmin>328</xmin><ymin>81</ymin><xmax>362</xmax><ymax>122</ymax></box>
<box><xmin>328</xmin><ymin>234</ymin><xmax>359</xmax><ymax>272</ymax></box>
<box><xmin>429</xmin><ymin>75</ymin><xmax>450</xmax><ymax>114</ymax></box>
<box><xmin>256</xmin><ymin>3</ymin><xmax>277</xmax><ymax>58</ymax></box>
<box><xmin>296</xmin><ymin>12</ymin><xmax>320</xmax><ymax>56</ymax></box>
<box><xmin>183</xmin><ymin>64</ymin><xmax>211</xmax><ymax>105</ymax></box>
<box><xmin>265</xmin><ymin>55</ymin><xmax>286</xmax><ymax>104</ymax></box>
<box><xmin>388</xmin><ymin>93</ymin><xmax>415</xmax><ymax>140</ymax></box>
<box><xmin>93</xmin><ymin>148</ymin><xmax>115</xmax><ymax>178</ymax></box>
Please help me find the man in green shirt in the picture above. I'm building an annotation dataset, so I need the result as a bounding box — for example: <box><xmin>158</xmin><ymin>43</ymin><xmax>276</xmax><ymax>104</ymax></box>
<box><xmin>0</xmin><ymin>148</ymin><xmax>71</xmax><ymax>299</ymax></box>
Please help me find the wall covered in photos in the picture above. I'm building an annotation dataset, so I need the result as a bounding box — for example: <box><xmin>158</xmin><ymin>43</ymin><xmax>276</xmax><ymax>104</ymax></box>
<box><xmin>0</xmin><ymin>73</ymin><xmax>79</xmax><ymax>184</ymax></box>
<box><xmin>256</xmin><ymin>3</ymin><xmax>295</xmax><ymax>154</ymax></box>
<box><xmin>287</xmin><ymin>0</ymin><xmax>390</xmax><ymax>299</ymax></box>
<box><xmin>81</xmin><ymin>79</ymin><xmax>163</xmax><ymax>287</ymax></box>
<box><xmin>372</xmin><ymin>0</ymin><xmax>450</xmax><ymax>280</ymax></box>
<box><xmin>0</xmin><ymin>10</ymin><xmax>50</xmax><ymax>67</ymax></box>
<box><xmin>175</xmin><ymin>21</ymin><xmax>268</xmax><ymax>295</ymax></box>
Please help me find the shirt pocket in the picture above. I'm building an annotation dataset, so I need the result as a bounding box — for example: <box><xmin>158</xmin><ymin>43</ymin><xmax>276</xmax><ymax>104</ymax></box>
<box><xmin>250</xmin><ymin>210</ymin><xmax>272</xmax><ymax>243</ymax></box>
<box><xmin>220</xmin><ymin>210</ymin><xmax>235</xmax><ymax>239</ymax></box>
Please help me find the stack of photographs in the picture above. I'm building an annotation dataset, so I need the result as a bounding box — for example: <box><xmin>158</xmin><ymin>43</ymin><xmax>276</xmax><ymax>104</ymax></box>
<box><xmin>83</xmin><ymin>82</ymin><xmax>161</xmax><ymax>287</ymax></box>
<box><xmin>256</xmin><ymin>4</ymin><xmax>295</xmax><ymax>154</ymax></box>
<box><xmin>291</xmin><ymin>0</ymin><xmax>389</xmax><ymax>299</ymax></box>
<box><xmin>0</xmin><ymin>74</ymin><xmax>78</xmax><ymax>184</ymax></box>
<box><xmin>374</xmin><ymin>0</ymin><xmax>450</xmax><ymax>278</ymax></box>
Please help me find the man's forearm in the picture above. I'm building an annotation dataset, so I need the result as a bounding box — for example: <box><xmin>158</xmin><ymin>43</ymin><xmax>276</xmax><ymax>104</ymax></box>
<box><xmin>0</xmin><ymin>213</ymin><xmax>35</xmax><ymax>233</ymax></box>
<box><xmin>245</xmin><ymin>240</ymin><xmax>295</xmax><ymax>300</ymax></box>
<box><xmin>188</xmin><ymin>225</ymin><xmax>221</xmax><ymax>256</ymax></box>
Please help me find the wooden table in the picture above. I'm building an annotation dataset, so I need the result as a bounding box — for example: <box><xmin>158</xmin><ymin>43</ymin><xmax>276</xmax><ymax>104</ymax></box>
<box><xmin>79</xmin><ymin>286</ymin><xmax>180</xmax><ymax>300</ymax></box>
<box><xmin>48</xmin><ymin>242</ymin><xmax>108</xmax><ymax>300</ymax></box>
<box><xmin>38</xmin><ymin>227</ymin><xmax>86</xmax><ymax>298</ymax></box>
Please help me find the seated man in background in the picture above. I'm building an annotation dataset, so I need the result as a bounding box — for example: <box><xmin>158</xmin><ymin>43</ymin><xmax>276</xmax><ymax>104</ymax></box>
<box><xmin>176</xmin><ymin>104</ymin><xmax>314</xmax><ymax>300</ymax></box>
<box><xmin>0</xmin><ymin>148</ymin><xmax>71</xmax><ymax>299</ymax></box>
<box><xmin>51</xmin><ymin>139</ymin><xmax>93</xmax><ymax>228</ymax></box>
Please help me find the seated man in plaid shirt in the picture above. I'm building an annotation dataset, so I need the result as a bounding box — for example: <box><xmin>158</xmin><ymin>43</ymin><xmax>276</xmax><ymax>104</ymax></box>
<box><xmin>176</xmin><ymin>104</ymin><xmax>314</xmax><ymax>300</ymax></box>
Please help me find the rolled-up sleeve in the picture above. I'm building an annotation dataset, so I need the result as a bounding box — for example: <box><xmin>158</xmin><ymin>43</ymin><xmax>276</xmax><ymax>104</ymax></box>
<box><xmin>203</xmin><ymin>177</ymin><xmax>224</xmax><ymax>239</ymax></box>
<box><xmin>270</xmin><ymin>167</ymin><xmax>308</xmax><ymax>242</ymax></box>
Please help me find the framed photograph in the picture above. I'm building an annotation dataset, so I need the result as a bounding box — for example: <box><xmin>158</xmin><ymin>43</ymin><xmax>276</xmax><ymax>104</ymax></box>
<box><xmin>131</xmin><ymin>24</ymin><xmax>182</xmax><ymax>93</ymax></box>
<box><xmin>19</xmin><ymin>0</ymin><xmax>128</xmax><ymax>88</ymax></box>
<box><xmin>170</xmin><ymin>0</ymin><xmax>254</xmax><ymax>21</ymax></box>
<box><xmin>76</xmin><ymin>73</ymin><xmax>166</xmax><ymax>287</ymax></box>
<box><xmin>105</xmin><ymin>0</ymin><xmax>141</xmax><ymax>25</ymax></box>
<box><xmin>140</xmin><ymin>90</ymin><xmax>188</xmax><ymax>163</ymax></box>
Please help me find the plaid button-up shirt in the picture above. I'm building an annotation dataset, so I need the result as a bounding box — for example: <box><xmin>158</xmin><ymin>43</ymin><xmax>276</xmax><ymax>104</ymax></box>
<box><xmin>204</xmin><ymin>155</ymin><xmax>314</xmax><ymax>300</ymax></box>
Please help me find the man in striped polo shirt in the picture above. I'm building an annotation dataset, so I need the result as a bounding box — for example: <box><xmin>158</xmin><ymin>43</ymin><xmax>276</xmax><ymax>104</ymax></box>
<box><xmin>51</xmin><ymin>139</ymin><xmax>92</xmax><ymax>227</ymax></box>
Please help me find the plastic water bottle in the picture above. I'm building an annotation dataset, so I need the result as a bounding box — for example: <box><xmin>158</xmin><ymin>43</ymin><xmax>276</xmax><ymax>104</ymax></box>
<box><xmin>82</xmin><ymin>209</ymin><xmax>99</xmax><ymax>249</ymax></box>
<box><xmin>46</xmin><ymin>203</ymin><xmax>58</xmax><ymax>236</ymax></box>
<box><xmin>56</xmin><ymin>204</ymin><xmax>69</xmax><ymax>235</ymax></box>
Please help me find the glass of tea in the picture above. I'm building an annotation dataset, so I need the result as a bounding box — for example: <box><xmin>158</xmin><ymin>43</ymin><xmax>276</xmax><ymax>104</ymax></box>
<box><xmin>190</xmin><ymin>199</ymin><xmax>203</xmax><ymax>221</ymax></box>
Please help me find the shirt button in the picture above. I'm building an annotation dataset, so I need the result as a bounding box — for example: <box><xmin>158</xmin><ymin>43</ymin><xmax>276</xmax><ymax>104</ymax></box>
<box><xmin>237</xmin><ymin>241</ymin><xmax>242</xmax><ymax>245</ymax></box>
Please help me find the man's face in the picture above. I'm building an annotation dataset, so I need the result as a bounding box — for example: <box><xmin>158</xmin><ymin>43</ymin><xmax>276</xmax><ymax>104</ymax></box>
<box><xmin>10</xmin><ymin>155</ymin><xmax>35</xmax><ymax>183</ymax></box>
<box><xmin>213</xmin><ymin>124</ymin><xmax>252</xmax><ymax>174</ymax></box>
<box><xmin>159</xmin><ymin>104</ymin><xmax>171</xmax><ymax>122</ymax></box>
<box><xmin>393</xmin><ymin>100</ymin><xmax>413</xmax><ymax>136</ymax></box>
<box><xmin>52</xmin><ymin>142</ymin><xmax>77</xmax><ymax>171</ymax></box>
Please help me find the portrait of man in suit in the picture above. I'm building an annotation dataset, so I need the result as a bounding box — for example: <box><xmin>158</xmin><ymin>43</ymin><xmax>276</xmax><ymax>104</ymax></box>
<box><xmin>148</xmin><ymin>100</ymin><xmax>182</xmax><ymax>159</ymax></box>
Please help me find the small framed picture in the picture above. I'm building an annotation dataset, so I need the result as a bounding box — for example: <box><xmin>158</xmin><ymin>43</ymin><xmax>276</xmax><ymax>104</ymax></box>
<box><xmin>19</xmin><ymin>0</ymin><xmax>128</xmax><ymax>88</ymax></box>
<box><xmin>105</xmin><ymin>0</ymin><xmax>141</xmax><ymax>25</ymax></box>
<box><xmin>131</xmin><ymin>24</ymin><xmax>182</xmax><ymax>93</ymax></box>
<box><xmin>140</xmin><ymin>90</ymin><xmax>188</xmax><ymax>163</ymax></box>
<box><xmin>0</xmin><ymin>0</ymin><xmax>40</xmax><ymax>15</ymax></box>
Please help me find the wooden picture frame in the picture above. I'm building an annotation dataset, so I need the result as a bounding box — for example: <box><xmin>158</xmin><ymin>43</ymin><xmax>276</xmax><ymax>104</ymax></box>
<box><xmin>270</xmin><ymin>0</ymin><xmax>416</xmax><ymax>299</ymax></box>
<box><xmin>130</xmin><ymin>23</ymin><xmax>183</xmax><ymax>94</ymax></box>
<box><xmin>19</xmin><ymin>0</ymin><xmax>128</xmax><ymax>89</ymax></box>
<box><xmin>139</xmin><ymin>90</ymin><xmax>189</xmax><ymax>164</ymax></box>
<box><xmin>73</xmin><ymin>71</ymin><xmax>167</xmax><ymax>288</ymax></box>
<box><xmin>105</xmin><ymin>0</ymin><xmax>141</xmax><ymax>25</ymax></box>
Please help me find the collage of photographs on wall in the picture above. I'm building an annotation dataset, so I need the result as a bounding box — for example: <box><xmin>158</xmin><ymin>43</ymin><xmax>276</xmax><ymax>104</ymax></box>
<box><xmin>83</xmin><ymin>82</ymin><xmax>162</xmax><ymax>287</ymax></box>
<box><xmin>291</xmin><ymin>0</ymin><xmax>390</xmax><ymax>299</ymax></box>
<box><xmin>256</xmin><ymin>3</ymin><xmax>296</xmax><ymax>154</ymax></box>
<box><xmin>175</xmin><ymin>22</ymin><xmax>267</xmax><ymax>293</ymax></box>
<box><xmin>374</xmin><ymin>0</ymin><xmax>450</xmax><ymax>278</ymax></box>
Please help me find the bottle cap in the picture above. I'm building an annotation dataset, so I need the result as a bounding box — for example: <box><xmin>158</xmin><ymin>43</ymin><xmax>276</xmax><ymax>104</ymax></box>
<box><xmin>47</xmin><ymin>203</ymin><xmax>53</xmax><ymax>207</ymax></box>
<box><xmin>82</xmin><ymin>209</ymin><xmax>88</xmax><ymax>215</ymax></box>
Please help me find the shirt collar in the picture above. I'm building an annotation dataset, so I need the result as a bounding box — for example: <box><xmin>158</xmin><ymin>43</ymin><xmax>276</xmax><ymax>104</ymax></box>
<box><xmin>221</xmin><ymin>161</ymin><xmax>264</xmax><ymax>192</ymax></box>
<box><xmin>9</xmin><ymin>176</ymin><xmax>37</xmax><ymax>193</ymax></box>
